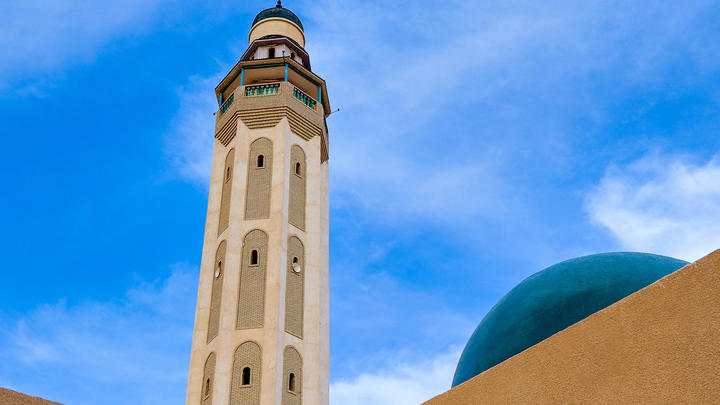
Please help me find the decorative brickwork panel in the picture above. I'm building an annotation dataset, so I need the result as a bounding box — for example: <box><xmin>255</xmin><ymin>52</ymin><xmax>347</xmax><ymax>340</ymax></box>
<box><xmin>201</xmin><ymin>352</ymin><xmax>216</xmax><ymax>405</ymax></box>
<box><xmin>245</xmin><ymin>138</ymin><xmax>273</xmax><ymax>219</ymax></box>
<box><xmin>284</xmin><ymin>236</ymin><xmax>305</xmax><ymax>338</ymax></box>
<box><xmin>282</xmin><ymin>346</ymin><xmax>303</xmax><ymax>405</ymax></box>
<box><xmin>230</xmin><ymin>341</ymin><xmax>262</xmax><ymax>405</ymax></box>
<box><xmin>237</xmin><ymin>229</ymin><xmax>268</xmax><ymax>328</ymax></box>
<box><xmin>218</xmin><ymin>149</ymin><xmax>235</xmax><ymax>235</ymax></box>
<box><xmin>215</xmin><ymin>82</ymin><xmax>329</xmax><ymax>161</ymax></box>
<box><xmin>207</xmin><ymin>241</ymin><xmax>227</xmax><ymax>343</ymax></box>
<box><xmin>288</xmin><ymin>145</ymin><xmax>306</xmax><ymax>230</ymax></box>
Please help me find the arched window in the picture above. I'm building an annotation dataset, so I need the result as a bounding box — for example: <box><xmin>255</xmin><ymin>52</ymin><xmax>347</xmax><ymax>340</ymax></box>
<box><xmin>288</xmin><ymin>373</ymin><xmax>296</xmax><ymax>392</ymax></box>
<box><xmin>250</xmin><ymin>249</ymin><xmax>259</xmax><ymax>265</ymax></box>
<box><xmin>245</xmin><ymin>138</ymin><xmax>273</xmax><ymax>220</ymax></box>
<box><xmin>215</xmin><ymin>261</ymin><xmax>222</xmax><ymax>278</ymax></box>
<box><xmin>230</xmin><ymin>342</ymin><xmax>261</xmax><ymax>401</ymax></box>
<box><xmin>219</xmin><ymin>149</ymin><xmax>235</xmax><ymax>235</ymax></box>
<box><xmin>242</xmin><ymin>367</ymin><xmax>252</xmax><ymax>386</ymax></box>
<box><xmin>290</xmin><ymin>52</ymin><xmax>295</xmax><ymax>59</ymax></box>
<box><xmin>204</xmin><ymin>378</ymin><xmax>211</xmax><ymax>397</ymax></box>
<box><xmin>288</xmin><ymin>145</ymin><xmax>306</xmax><ymax>230</ymax></box>
<box><xmin>268</xmin><ymin>48</ymin><xmax>275</xmax><ymax>58</ymax></box>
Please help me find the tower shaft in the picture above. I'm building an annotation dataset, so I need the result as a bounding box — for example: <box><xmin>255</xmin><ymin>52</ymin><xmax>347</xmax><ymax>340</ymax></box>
<box><xmin>186</xmin><ymin>7</ymin><xmax>330</xmax><ymax>404</ymax></box>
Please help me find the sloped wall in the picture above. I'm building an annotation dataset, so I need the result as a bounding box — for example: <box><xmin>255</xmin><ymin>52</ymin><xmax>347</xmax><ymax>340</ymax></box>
<box><xmin>424</xmin><ymin>250</ymin><xmax>720</xmax><ymax>405</ymax></box>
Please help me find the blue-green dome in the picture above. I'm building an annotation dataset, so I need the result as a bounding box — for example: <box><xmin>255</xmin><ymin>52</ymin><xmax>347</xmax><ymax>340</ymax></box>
<box><xmin>452</xmin><ymin>252</ymin><xmax>688</xmax><ymax>387</ymax></box>
<box><xmin>252</xmin><ymin>1</ymin><xmax>304</xmax><ymax>31</ymax></box>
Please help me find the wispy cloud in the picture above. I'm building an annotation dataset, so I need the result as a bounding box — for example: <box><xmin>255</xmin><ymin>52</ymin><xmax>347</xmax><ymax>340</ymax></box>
<box><xmin>0</xmin><ymin>0</ymin><xmax>171</xmax><ymax>90</ymax></box>
<box><xmin>330</xmin><ymin>348</ymin><xmax>461</xmax><ymax>405</ymax></box>
<box><xmin>586</xmin><ymin>152</ymin><xmax>720</xmax><ymax>261</ymax></box>
<box><xmin>299</xmin><ymin>0</ymin><xmax>719</xmax><ymax>225</ymax></box>
<box><xmin>164</xmin><ymin>74</ymin><xmax>223</xmax><ymax>187</ymax></box>
<box><xmin>0</xmin><ymin>265</ymin><xmax>197</xmax><ymax>405</ymax></box>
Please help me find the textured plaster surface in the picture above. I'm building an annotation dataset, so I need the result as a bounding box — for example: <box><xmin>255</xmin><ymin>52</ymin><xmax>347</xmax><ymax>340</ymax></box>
<box><xmin>424</xmin><ymin>250</ymin><xmax>720</xmax><ymax>405</ymax></box>
<box><xmin>0</xmin><ymin>389</ymin><xmax>62</xmax><ymax>405</ymax></box>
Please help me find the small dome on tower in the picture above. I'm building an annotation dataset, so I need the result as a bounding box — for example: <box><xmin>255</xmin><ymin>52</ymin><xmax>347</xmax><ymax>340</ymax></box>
<box><xmin>252</xmin><ymin>1</ymin><xmax>304</xmax><ymax>31</ymax></box>
<box><xmin>249</xmin><ymin>1</ymin><xmax>306</xmax><ymax>47</ymax></box>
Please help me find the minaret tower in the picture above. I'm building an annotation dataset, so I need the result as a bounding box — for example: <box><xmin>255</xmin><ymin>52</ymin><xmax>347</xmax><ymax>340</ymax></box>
<box><xmin>186</xmin><ymin>2</ymin><xmax>330</xmax><ymax>404</ymax></box>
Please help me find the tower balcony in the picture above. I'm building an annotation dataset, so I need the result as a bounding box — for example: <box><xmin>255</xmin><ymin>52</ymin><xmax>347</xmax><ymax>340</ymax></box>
<box><xmin>215</xmin><ymin>81</ymin><xmax>322</xmax><ymax>133</ymax></box>
<box><xmin>215</xmin><ymin>58</ymin><xmax>329</xmax><ymax>115</ymax></box>
<box><xmin>213</xmin><ymin>58</ymin><xmax>330</xmax><ymax>161</ymax></box>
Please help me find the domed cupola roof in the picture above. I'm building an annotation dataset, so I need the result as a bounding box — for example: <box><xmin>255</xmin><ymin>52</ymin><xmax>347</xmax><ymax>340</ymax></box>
<box><xmin>252</xmin><ymin>1</ymin><xmax>304</xmax><ymax>31</ymax></box>
<box><xmin>452</xmin><ymin>252</ymin><xmax>688</xmax><ymax>387</ymax></box>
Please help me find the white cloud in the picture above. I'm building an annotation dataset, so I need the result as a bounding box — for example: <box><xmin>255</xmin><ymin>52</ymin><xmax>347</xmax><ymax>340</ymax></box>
<box><xmin>164</xmin><ymin>74</ymin><xmax>223</xmax><ymax>187</ymax></box>
<box><xmin>0</xmin><ymin>264</ymin><xmax>197</xmax><ymax>405</ymax></box>
<box><xmin>0</xmin><ymin>0</ymin><xmax>170</xmax><ymax>89</ymax></box>
<box><xmin>586</xmin><ymin>153</ymin><xmax>720</xmax><ymax>261</ymax></box>
<box><xmin>300</xmin><ymin>0</ymin><xmax>718</xmax><ymax>225</ymax></box>
<box><xmin>330</xmin><ymin>348</ymin><xmax>461</xmax><ymax>405</ymax></box>
<box><xmin>165</xmin><ymin>0</ymin><xmax>718</xmax><ymax>225</ymax></box>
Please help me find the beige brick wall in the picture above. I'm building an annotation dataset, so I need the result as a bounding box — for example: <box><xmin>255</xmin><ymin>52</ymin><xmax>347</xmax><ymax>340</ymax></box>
<box><xmin>237</xmin><ymin>230</ymin><xmax>268</xmax><ymax>329</ymax></box>
<box><xmin>288</xmin><ymin>145</ymin><xmax>306</xmax><ymax>230</ymax></box>
<box><xmin>284</xmin><ymin>236</ymin><xmax>305</xmax><ymax>338</ymax></box>
<box><xmin>282</xmin><ymin>346</ymin><xmax>303</xmax><ymax>405</ymax></box>
<box><xmin>207</xmin><ymin>241</ymin><xmax>227</xmax><ymax>343</ymax></box>
<box><xmin>201</xmin><ymin>352</ymin><xmax>216</xmax><ymax>405</ymax></box>
<box><xmin>218</xmin><ymin>149</ymin><xmax>234</xmax><ymax>235</ymax></box>
<box><xmin>229</xmin><ymin>341</ymin><xmax>262</xmax><ymax>404</ymax></box>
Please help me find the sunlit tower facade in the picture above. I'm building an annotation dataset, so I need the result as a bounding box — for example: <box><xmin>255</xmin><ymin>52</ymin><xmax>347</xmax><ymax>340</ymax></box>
<box><xmin>186</xmin><ymin>2</ymin><xmax>330</xmax><ymax>404</ymax></box>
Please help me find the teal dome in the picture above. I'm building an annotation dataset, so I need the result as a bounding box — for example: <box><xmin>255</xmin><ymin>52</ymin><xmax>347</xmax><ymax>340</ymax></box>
<box><xmin>452</xmin><ymin>252</ymin><xmax>688</xmax><ymax>387</ymax></box>
<box><xmin>252</xmin><ymin>1</ymin><xmax>304</xmax><ymax>31</ymax></box>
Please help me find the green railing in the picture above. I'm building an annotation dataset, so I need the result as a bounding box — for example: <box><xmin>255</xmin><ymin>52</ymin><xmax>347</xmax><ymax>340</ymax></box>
<box><xmin>220</xmin><ymin>94</ymin><xmax>234</xmax><ymax>115</ymax></box>
<box><xmin>245</xmin><ymin>83</ymin><xmax>281</xmax><ymax>96</ymax></box>
<box><xmin>293</xmin><ymin>87</ymin><xmax>317</xmax><ymax>110</ymax></box>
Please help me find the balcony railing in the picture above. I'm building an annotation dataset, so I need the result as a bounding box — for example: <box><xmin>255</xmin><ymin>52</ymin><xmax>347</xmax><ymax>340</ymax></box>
<box><xmin>293</xmin><ymin>87</ymin><xmax>317</xmax><ymax>110</ymax></box>
<box><xmin>245</xmin><ymin>83</ymin><xmax>281</xmax><ymax>96</ymax></box>
<box><xmin>219</xmin><ymin>94</ymin><xmax>234</xmax><ymax>115</ymax></box>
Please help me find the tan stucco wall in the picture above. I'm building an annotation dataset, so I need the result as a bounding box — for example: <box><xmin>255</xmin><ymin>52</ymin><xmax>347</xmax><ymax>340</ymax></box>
<box><xmin>424</xmin><ymin>249</ymin><xmax>720</xmax><ymax>405</ymax></box>
<box><xmin>0</xmin><ymin>388</ymin><xmax>62</xmax><ymax>405</ymax></box>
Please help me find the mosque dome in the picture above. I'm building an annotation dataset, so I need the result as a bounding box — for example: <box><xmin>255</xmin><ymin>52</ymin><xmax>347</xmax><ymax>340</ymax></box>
<box><xmin>452</xmin><ymin>252</ymin><xmax>688</xmax><ymax>387</ymax></box>
<box><xmin>252</xmin><ymin>1</ymin><xmax>304</xmax><ymax>31</ymax></box>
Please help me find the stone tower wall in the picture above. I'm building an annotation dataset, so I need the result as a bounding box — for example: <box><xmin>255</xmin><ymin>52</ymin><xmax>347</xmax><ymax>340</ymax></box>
<box><xmin>186</xmin><ymin>91</ymin><xmax>329</xmax><ymax>404</ymax></box>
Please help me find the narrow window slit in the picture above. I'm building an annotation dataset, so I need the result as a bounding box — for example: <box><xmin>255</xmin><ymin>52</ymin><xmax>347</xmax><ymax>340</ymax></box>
<box><xmin>289</xmin><ymin>372</ymin><xmax>296</xmax><ymax>392</ymax></box>
<box><xmin>242</xmin><ymin>367</ymin><xmax>251</xmax><ymax>386</ymax></box>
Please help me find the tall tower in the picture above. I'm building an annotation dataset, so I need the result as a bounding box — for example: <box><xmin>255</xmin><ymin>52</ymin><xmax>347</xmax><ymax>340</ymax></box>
<box><xmin>186</xmin><ymin>2</ymin><xmax>330</xmax><ymax>404</ymax></box>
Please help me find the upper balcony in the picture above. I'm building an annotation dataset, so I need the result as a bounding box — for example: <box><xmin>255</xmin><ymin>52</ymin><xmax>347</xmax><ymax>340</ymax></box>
<box><xmin>215</xmin><ymin>80</ymin><xmax>324</xmax><ymax>138</ymax></box>
<box><xmin>215</xmin><ymin>57</ymin><xmax>330</xmax><ymax>119</ymax></box>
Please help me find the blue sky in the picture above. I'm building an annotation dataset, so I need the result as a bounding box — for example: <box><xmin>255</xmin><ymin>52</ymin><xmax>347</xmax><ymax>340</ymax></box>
<box><xmin>2</xmin><ymin>0</ymin><xmax>720</xmax><ymax>404</ymax></box>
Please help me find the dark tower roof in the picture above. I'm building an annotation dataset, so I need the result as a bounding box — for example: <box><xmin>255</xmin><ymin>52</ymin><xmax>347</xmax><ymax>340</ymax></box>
<box><xmin>252</xmin><ymin>1</ymin><xmax>304</xmax><ymax>31</ymax></box>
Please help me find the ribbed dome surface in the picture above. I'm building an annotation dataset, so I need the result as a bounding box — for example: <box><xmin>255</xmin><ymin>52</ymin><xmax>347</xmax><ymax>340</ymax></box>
<box><xmin>452</xmin><ymin>252</ymin><xmax>688</xmax><ymax>387</ymax></box>
<box><xmin>252</xmin><ymin>1</ymin><xmax>304</xmax><ymax>31</ymax></box>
